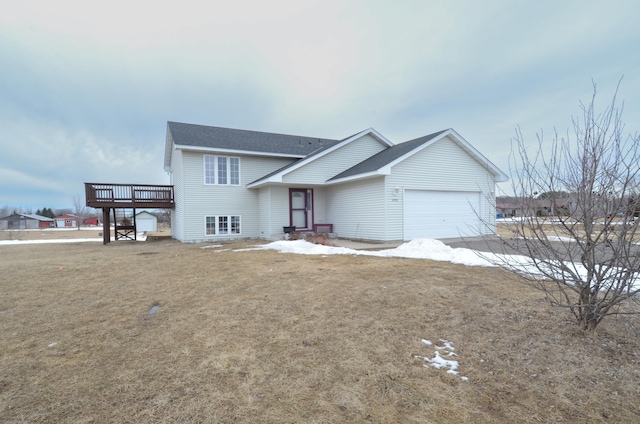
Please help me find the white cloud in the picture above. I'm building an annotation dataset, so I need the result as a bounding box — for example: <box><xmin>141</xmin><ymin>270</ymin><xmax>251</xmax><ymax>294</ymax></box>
<box><xmin>1</xmin><ymin>0</ymin><xmax>639</xmax><ymax>208</ymax></box>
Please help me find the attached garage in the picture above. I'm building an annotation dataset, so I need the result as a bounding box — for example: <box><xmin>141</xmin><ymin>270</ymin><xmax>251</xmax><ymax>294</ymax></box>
<box><xmin>403</xmin><ymin>190</ymin><xmax>482</xmax><ymax>240</ymax></box>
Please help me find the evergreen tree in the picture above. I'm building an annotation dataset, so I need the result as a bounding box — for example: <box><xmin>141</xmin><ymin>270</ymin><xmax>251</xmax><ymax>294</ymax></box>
<box><xmin>40</xmin><ymin>208</ymin><xmax>55</xmax><ymax>218</ymax></box>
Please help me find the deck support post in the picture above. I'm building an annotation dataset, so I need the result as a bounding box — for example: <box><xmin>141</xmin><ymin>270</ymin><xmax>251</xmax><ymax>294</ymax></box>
<box><xmin>102</xmin><ymin>208</ymin><xmax>111</xmax><ymax>245</ymax></box>
<box><xmin>132</xmin><ymin>208</ymin><xmax>137</xmax><ymax>241</ymax></box>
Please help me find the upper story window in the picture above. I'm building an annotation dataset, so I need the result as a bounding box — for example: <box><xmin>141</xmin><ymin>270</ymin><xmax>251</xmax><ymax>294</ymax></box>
<box><xmin>204</xmin><ymin>155</ymin><xmax>240</xmax><ymax>185</ymax></box>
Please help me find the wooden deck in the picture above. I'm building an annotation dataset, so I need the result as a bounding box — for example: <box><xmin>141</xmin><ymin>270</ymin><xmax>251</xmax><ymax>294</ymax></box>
<box><xmin>84</xmin><ymin>183</ymin><xmax>174</xmax><ymax>244</ymax></box>
<box><xmin>85</xmin><ymin>183</ymin><xmax>175</xmax><ymax>209</ymax></box>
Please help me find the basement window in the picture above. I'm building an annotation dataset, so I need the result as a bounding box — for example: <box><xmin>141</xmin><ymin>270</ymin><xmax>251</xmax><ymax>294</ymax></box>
<box><xmin>205</xmin><ymin>215</ymin><xmax>241</xmax><ymax>236</ymax></box>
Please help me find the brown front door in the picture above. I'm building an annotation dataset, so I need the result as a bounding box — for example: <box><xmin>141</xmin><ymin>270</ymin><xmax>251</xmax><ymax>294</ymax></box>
<box><xmin>290</xmin><ymin>189</ymin><xmax>312</xmax><ymax>229</ymax></box>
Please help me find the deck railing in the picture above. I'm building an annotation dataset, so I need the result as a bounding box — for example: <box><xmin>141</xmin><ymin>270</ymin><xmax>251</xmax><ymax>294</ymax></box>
<box><xmin>85</xmin><ymin>183</ymin><xmax>175</xmax><ymax>209</ymax></box>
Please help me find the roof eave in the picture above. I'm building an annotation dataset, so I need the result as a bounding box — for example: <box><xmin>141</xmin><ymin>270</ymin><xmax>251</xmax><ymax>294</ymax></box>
<box><xmin>174</xmin><ymin>144</ymin><xmax>306</xmax><ymax>159</ymax></box>
<box><xmin>246</xmin><ymin>175</ymin><xmax>284</xmax><ymax>189</ymax></box>
<box><xmin>326</xmin><ymin>169</ymin><xmax>390</xmax><ymax>185</ymax></box>
<box><xmin>164</xmin><ymin>124</ymin><xmax>174</xmax><ymax>172</ymax></box>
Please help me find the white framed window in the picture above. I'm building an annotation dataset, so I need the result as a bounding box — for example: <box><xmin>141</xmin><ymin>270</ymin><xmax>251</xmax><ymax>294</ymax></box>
<box><xmin>231</xmin><ymin>215</ymin><xmax>240</xmax><ymax>234</ymax></box>
<box><xmin>230</xmin><ymin>157</ymin><xmax>240</xmax><ymax>185</ymax></box>
<box><xmin>218</xmin><ymin>216</ymin><xmax>228</xmax><ymax>234</ymax></box>
<box><xmin>205</xmin><ymin>216</ymin><xmax>216</xmax><ymax>235</ymax></box>
<box><xmin>204</xmin><ymin>215</ymin><xmax>241</xmax><ymax>236</ymax></box>
<box><xmin>204</xmin><ymin>155</ymin><xmax>241</xmax><ymax>185</ymax></box>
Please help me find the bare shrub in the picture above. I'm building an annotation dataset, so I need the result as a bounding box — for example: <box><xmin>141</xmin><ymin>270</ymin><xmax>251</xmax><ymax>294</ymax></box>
<box><xmin>485</xmin><ymin>81</ymin><xmax>640</xmax><ymax>332</ymax></box>
<box><xmin>289</xmin><ymin>231</ymin><xmax>336</xmax><ymax>246</ymax></box>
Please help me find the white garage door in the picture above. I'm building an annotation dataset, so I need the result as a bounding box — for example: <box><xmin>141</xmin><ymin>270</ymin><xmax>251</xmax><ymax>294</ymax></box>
<box><xmin>136</xmin><ymin>217</ymin><xmax>157</xmax><ymax>232</ymax></box>
<box><xmin>403</xmin><ymin>190</ymin><xmax>482</xmax><ymax>240</ymax></box>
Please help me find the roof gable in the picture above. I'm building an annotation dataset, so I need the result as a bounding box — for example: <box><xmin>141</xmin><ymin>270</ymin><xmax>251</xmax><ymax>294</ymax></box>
<box><xmin>328</xmin><ymin>129</ymin><xmax>508</xmax><ymax>183</ymax></box>
<box><xmin>246</xmin><ymin>128</ymin><xmax>394</xmax><ymax>188</ymax></box>
<box><xmin>329</xmin><ymin>130</ymin><xmax>447</xmax><ymax>182</ymax></box>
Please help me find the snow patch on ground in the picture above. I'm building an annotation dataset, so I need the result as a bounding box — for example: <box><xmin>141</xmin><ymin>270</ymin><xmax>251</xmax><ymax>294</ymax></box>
<box><xmin>240</xmin><ymin>239</ymin><xmax>640</xmax><ymax>290</ymax></box>
<box><xmin>415</xmin><ymin>339</ymin><xmax>468</xmax><ymax>381</ymax></box>
<box><xmin>0</xmin><ymin>233</ymin><xmax>147</xmax><ymax>245</ymax></box>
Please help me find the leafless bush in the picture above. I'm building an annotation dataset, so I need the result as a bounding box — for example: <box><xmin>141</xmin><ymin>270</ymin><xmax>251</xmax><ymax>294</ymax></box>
<box><xmin>289</xmin><ymin>231</ymin><xmax>336</xmax><ymax>246</ymax></box>
<box><xmin>485</xmin><ymin>81</ymin><xmax>640</xmax><ymax>331</ymax></box>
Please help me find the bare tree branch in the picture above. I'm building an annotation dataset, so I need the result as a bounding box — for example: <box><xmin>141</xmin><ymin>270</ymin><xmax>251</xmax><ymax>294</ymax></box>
<box><xmin>72</xmin><ymin>194</ymin><xmax>87</xmax><ymax>230</ymax></box>
<box><xmin>486</xmin><ymin>80</ymin><xmax>640</xmax><ymax>331</ymax></box>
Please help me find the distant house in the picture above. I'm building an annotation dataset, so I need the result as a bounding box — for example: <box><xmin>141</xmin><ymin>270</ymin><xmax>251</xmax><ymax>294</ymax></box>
<box><xmin>83</xmin><ymin>216</ymin><xmax>99</xmax><ymax>226</ymax></box>
<box><xmin>55</xmin><ymin>214</ymin><xmax>78</xmax><ymax>228</ymax></box>
<box><xmin>165</xmin><ymin>122</ymin><xmax>508</xmax><ymax>242</ymax></box>
<box><xmin>135</xmin><ymin>211</ymin><xmax>158</xmax><ymax>232</ymax></box>
<box><xmin>0</xmin><ymin>213</ymin><xmax>55</xmax><ymax>230</ymax></box>
<box><xmin>497</xmin><ymin>196</ymin><xmax>575</xmax><ymax>218</ymax></box>
<box><xmin>496</xmin><ymin>198</ymin><xmax>534</xmax><ymax>218</ymax></box>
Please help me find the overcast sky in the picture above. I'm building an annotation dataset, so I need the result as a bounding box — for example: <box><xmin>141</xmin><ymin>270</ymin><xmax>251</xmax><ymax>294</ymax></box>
<box><xmin>1</xmin><ymin>0</ymin><xmax>639</xmax><ymax>211</ymax></box>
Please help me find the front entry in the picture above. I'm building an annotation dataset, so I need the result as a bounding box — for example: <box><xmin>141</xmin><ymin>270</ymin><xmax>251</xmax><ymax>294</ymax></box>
<box><xmin>290</xmin><ymin>188</ymin><xmax>313</xmax><ymax>230</ymax></box>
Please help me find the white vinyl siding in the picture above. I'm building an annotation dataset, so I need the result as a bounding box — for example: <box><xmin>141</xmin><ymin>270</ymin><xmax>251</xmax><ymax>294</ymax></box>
<box><xmin>176</xmin><ymin>151</ymin><xmax>294</xmax><ymax>242</ymax></box>
<box><xmin>170</xmin><ymin>146</ymin><xmax>185</xmax><ymax>241</ymax></box>
<box><xmin>256</xmin><ymin>186</ymin><xmax>327</xmax><ymax>239</ymax></box>
<box><xmin>263</xmin><ymin>186</ymin><xmax>290</xmax><ymax>239</ymax></box>
<box><xmin>282</xmin><ymin>134</ymin><xmax>387</xmax><ymax>184</ymax></box>
<box><xmin>326</xmin><ymin>177</ymin><xmax>386</xmax><ymax>240</ymax></box>
<box><xmin>258</xmin><ymin>186</ymin><xmax>272</xmax><ymax>239</ymax></box>
<box><xmin>385</xmin><ymin>136</ymin><xmax>497</xmax><ymax>240</ymax></box>
<box><xmin>311</xmin><ymin>187</ymin><xmax>327</xmax><ymax>226</ymax></box>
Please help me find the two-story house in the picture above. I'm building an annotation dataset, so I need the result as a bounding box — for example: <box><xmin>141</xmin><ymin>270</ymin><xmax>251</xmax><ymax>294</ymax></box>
<box><xmin>164</xmin><ymin>122</ymin><xmax>508</xmax><ymax>243</ymax></box>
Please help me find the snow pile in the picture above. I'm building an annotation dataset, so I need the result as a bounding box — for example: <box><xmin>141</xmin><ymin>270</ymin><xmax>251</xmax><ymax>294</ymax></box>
<box><xmin>375</xmin><ymin>238</ymin><xmax>494</xmax><ymax>266</ymax></box>
<box><xmin>241</xmin><ymin>238</ymin><xmax>497</xmax><ymax>267</ymax></box>
<box><xmin>414</xmin><ymin>339</ymin><xmax>468</xmax><ymax>381</ymax></box>
<box><xmin>235</xmin><ymin>239</ymin><xmax>361</xmax><ymax>256</ymax></box>
<box><xmin>247</xmin><ymin>239</ymin><xmax>640</xmax><ymax>290</ymax></box>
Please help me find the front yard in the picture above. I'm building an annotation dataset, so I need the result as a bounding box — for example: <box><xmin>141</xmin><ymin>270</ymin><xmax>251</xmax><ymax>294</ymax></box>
<box><xmin>1</xmin><ymin>239</ymin><xmax>639</xmax><ymax>423</ymax></box>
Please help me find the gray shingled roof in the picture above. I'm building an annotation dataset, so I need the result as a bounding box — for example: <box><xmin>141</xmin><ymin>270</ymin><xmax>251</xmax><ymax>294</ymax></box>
<box><xmin>329</xmin><ymin>130</ymin><xmax>448</xmax><ymax>181</ymax></box>
<box><xmin>167</xmin><ymin>121</ymin><xmax>339</xmax><ymax>156</ymax></box>
<box><xmin>246</xmin><ymin>130</ymin><xmax>370</xmax><ymax>185</ymax></box>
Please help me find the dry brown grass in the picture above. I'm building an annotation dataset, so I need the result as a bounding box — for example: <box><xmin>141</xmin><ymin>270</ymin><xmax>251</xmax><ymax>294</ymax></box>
<box><xmin>1</xmin><ymin>236</ymin><xmax>640</xmax><ymax>423</ymax></box>
<box><xmin>496</xmin><ymin>219</ymin><xmax>640</xmax><ymax>243</ymax></box>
